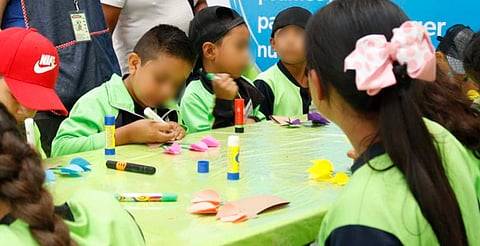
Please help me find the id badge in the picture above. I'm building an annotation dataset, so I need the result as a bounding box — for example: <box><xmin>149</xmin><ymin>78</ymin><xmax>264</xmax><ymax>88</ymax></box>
<box><xmin>69</xmin><ymin>11</ymin><xmax>91</xmax><ymax>42</ymax></box>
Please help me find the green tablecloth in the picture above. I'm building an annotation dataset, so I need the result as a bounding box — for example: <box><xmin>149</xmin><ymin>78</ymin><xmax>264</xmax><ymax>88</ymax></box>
<box><xmin>44</xmin><ymin>120</ymin><xmax>352</xmax><ymax>245</ymax></box>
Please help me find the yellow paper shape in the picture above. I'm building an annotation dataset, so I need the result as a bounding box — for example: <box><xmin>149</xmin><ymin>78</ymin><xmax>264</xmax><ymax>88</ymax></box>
<box><xmin>332</xmin><ymin>172</ymin><xmax>349</xmax><ymax>185</ymax></box>
<box><xmin>306</xmin><ymin>159</ymin><xmax>334</xmax><ymax>181</ymax></box>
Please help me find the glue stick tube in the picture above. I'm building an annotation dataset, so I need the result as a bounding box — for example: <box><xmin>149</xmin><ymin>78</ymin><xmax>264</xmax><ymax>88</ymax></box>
<box><xmin>234</xmin><ymin>98</ymin><xmax>244</xmax><ymax>133</ymax></box>
<box><xmin>227</xmin><ymin>136</ymin><xmax>240</xmax><ymax>180</ymax></box>
<box><xmin>105</xmin><ymin>115</ymin><xmax>115</xmax><ymax>155</ymax></box>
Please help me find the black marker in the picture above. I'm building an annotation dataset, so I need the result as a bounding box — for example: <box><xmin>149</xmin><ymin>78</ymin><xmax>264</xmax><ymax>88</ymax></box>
<box><xmin>106</xmin><ymin>160</ymin><xmax>156</xmax><ymax>175</ymax></box>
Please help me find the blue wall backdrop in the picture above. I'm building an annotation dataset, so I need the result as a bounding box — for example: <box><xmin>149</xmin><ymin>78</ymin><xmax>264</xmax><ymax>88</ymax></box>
<box><xmin>228</xmin><ymin>0</ymin><xmax>479</xmax><ymax>71</ymax></box>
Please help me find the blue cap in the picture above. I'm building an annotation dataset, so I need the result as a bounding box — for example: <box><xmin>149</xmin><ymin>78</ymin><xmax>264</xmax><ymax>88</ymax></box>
<box><xmin>197</xmin><ymin>160</ymin><xmax>209</xmax><ymax>173</ymax></box>
<box><xmin>227</xmin><ymin>172</ymin><xmax>239</xmax><ymax>180</ymax></box>
<box><xmin>105</xmin><ymin>148</ymin><xmax>115</xmax><ymax>155</ymax></box>
<box><xmin>105</xmin><ymin>115</ymin><xmax>115</xmax><ymax>125</ymax></box>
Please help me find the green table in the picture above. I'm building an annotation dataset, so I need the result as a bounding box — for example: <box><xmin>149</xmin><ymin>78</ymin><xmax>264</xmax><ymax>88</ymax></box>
<box><xmin>44</xmin><ymin>120</ymin><xmax>352</xmax><ymax>246</ymax></box>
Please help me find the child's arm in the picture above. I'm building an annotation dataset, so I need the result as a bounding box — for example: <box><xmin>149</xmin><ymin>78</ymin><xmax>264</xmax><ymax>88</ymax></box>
<box><xmin>51</xmin><ymin>103</ymin><xmax>107</xmax><ymax>157</ymax></box>
<box><xmin>180</xmin><ymin>87</ymin><xmax>214</xmax><ymax>133</ymax></box>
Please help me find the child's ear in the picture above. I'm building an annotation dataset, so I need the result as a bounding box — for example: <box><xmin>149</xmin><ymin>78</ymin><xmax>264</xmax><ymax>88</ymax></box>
<box><xmin>202</xmin><ymin>42</ymin><xmax>217</xmax><ymax>61</ymax></box>
<box><xmin>309</xmin><ymin>69</ymin><xmax>326</xmax><ymax>100</ymax></box>
<box><xmin>127</xmin><ymin>53</ymin><xmax>141</xmax><ymax>76</ymax></box>
<box><xmin>270</xmin><ymin>37</ymin><xmax>276</xmax><ymax>52</ymax></box>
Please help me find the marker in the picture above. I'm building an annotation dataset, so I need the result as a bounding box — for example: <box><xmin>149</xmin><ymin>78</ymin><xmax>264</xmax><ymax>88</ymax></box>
<box><xmin>24</xmin><ymin>118</ymin><xmax>35</xmax><ymax>145</ymax></box>
<box><xmin>115</xmin><ymin>193</ymin><xmax>177</xmax><ymax>202</ymax></box>
<box><xmin>205</xmin><ymin>73</ymin><xmax>220</xmax><ymax>81</ymax></box>
<box><xmin>106</xmin><ymin>160</ymin><xmax>156</xmax><ymax>175</ymax></box>
<box><xmin>105</xmin><ymin>115</ymin><xmax>116</xmax><ymax>155</ymax></box>
<box><xmin>144</xmin><ymin>107</ymin><xmax>167</xmax><ymax>124</ymax></box>
<box><xmin>234</xmin><ymin>98</ymin><xmax>244</xmax><ymax>133</ymax></box>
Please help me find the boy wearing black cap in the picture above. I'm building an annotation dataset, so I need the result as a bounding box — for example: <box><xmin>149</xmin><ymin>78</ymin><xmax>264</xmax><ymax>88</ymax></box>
<box><xmin>254</xmin><ymin>7</ymin><xmax>312</xmax><ymax>118</ymax></box>
<box><xmin>436</xmin><ymin>24</ymin><xmax>479</xmax><ymax>99</ymax></box>
<box><xmin>180</xmin><ymin>6</ymin><xmax>265</xmax><ymax>133</ymax></box>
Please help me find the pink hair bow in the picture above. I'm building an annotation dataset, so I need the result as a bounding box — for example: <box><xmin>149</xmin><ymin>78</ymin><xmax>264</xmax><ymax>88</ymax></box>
<box><xmin>344</xmin><ymin>21</ymin><xmax>436</xmax><ymax>96</ymax></box>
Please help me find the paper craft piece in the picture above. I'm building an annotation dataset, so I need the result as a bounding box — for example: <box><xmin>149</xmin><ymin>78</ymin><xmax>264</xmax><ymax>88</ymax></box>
<box><xmin>307</xmin><ymin>112</ymin><xmax>330</xmax><ymax>125</ymax></box>
<box><xmin>306</xmin><ymin>159</ymin><xmax>334</xmax><ymax>181</ymax></box>
<box><xmin>269</xmin><ymin>115</ymin><xmax>293</xmax><ymax>126</ymax></box>
<box><xmin>220</xmin><ymin>212</ymin><xmax>248</xmax><ymax>223</ymax></box>
<box><xmin>163</xmin><ymin>141</ymin><xmax>182</xmax><ymax>155</ymax></box>
<box><xmin>331</xmin><ymin>172</ymin><xmax>349</xmax><ymax>185</ymax></box>
<box><xmin>68</xmin><ymin>157</ymin><xmax>92</xmax><ymax>171</ymax></box>
<box><xmin>290</xmin><ymin>119</ymin><xmax>301</xmax><ymax>125</ymax></box>
<box><xmin>201</xmin><ymin>136</ymin><xmax>220</xmax><ymax>148</ymax></box>
<box><xmin>51</xmin><ymin>157</ymin><xmax>92</xmax><ymax>177</ymax></box>
<box><xmin>148</xmin><ymin>143</ymin><xmax>163</xmax><ymax>148</ymax></box>
<box><xmin>190</xmin><ymin>142</ymin><xmax>209</xmax><ymax>152</ymax></box>
<box><xmin>187</xmin><ymin>202</ymin><xmax>218</xmax><ymax>214</ymax></box>
<box><xmin>45</xmin><ymin>170</ymin><xmax>56</xmax><ymax>183</ymax></box>
<box><xmin>306</xmin><ymin>159</ymin><xmax>350</xmax><ymax>185</ymax></box>
<box><xmin>191</xmin><ymin>189</ymin><xmax>221</xmax><ymax>205</ymax></box>
<box><xmin>229</xmin><ymin>195</ymin><xmax>290</xmax><ymax>219</ymax></box>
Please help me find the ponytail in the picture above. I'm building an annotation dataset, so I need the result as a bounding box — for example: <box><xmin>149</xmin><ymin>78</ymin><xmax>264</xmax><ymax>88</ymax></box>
<box><xmin>378</xmin><ymin>65</ymin><xmax>467</xmax><ymax>245</ymax></box>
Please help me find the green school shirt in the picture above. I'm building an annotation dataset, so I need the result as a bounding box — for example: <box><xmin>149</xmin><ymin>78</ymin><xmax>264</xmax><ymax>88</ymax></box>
<box><xmin>180</xmin><ymin>73</ymin><xmax>265</xmax><ymax>133</ymax></box>
<box><xmin>0</xmin><ymin>190</ymin><xmax>145</xmax><ymax>246</ymax></box>
<box><xmin>51</xmin><ymin>74</ymin><xmax>182</xmax><ymax>157</ymax></box>
<box><xmin>33</xmin><ymin>123</ymin><xmax>46</xmax><ymax>159</ymax></box>
<box><xmin>318</xmin><ymin>119</ymin><xmax>480</xmax><ymax>245</ymax></box>
<box><xmin>254</xmin><ymin>62</ymin><xmax>310</xmax><ymax>117</ymax></box>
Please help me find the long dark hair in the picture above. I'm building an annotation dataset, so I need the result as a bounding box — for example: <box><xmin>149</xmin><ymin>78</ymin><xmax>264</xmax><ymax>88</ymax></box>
<box><xmin>0</xmin><ymin>103</ymin><xmax>76</xmax><ymax>246</ymax></box>
<box><xmin>415</xmin><ymin>65</ymin><xmax>480</xmax><ymax>158</ymax></box>
<box><xmin>306</xmin><ymin>0</ymin><xmax>467</xmax><ymax>245</ymax></box>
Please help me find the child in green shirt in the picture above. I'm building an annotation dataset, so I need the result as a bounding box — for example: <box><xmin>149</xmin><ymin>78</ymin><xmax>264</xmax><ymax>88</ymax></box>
<box><xmin>52</xmin><ymin>25</ymin><xmax>196</xmax><ymax>156</ymax></box>
<box><xmin>180</xmin><ymin>6</ymin><xmax>265</xmax><ymax>133</ymax></box>
<box><xmin>254</xmin><ymin>7</ymin><xmax>312</xmax><ymax>117</ymax></box>
<box><xmin>306</xmin><ymin>0</ymin><xmax>480</xmax><ymax>245</ymax></box>
<box><xmin>0</xmin><ymin>28</ymin><xmax>68</xmax><ymax>159</ymax></box>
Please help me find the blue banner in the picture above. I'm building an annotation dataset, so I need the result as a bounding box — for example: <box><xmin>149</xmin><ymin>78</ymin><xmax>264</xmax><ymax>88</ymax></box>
<box><xmin>225</xmin><ymin>0</ymin><xmax>480</xmax><ymax>71</ymax></box>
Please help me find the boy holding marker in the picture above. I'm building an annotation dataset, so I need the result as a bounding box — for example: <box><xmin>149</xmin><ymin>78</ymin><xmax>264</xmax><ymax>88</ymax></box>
<box><xmin>0</xmin><ymin>28</ymin><xmax>68</xmax><ymax>159</ymax></box>
<box><xmin>52</xmin><ymin>25</ymin><xmax>196</xmax><ymax>156</ymax></box>
<box><xmin>254</xmin><ymin>7</ymin><xmax>312</xmax><ymax>118</ymax></box>
<box><xmin>180</xmin><ymin>6</ymin><xmax>265</xmax><ymax>133</ymax></box>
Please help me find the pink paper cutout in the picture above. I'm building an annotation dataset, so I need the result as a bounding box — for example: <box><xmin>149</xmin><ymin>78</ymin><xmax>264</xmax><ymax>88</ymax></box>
<box><xmin>220</xmin><ymin>212</ymin><xmax>248</xmax><ymax>223</ymax></box>
<box><xmin>190</xmin><ymin>142</ymin><xmax>209</xmax><ymax>152</ymax></box>
<box><xmin>191</xmin><ymin>189</ymin><xmax>221</xmax><ymax>206</ymax></box>
<box><xmin>230</xmin><ymin>195</ymin><xmax>290</xmax><ymax>218</ymax></box>
<box><xmin>201</xmin><ymin>136</ymin><xmax>220</xmax><ymax>148</ymax></box>
<box><xmin>216</xmin><ymin>202</ymin><xmax>241</xmax><ymax>219</ymax></box>
<box><xmin>187</xmin><ymin>202</ymin><xmax>218</xmax><ymax>214</ymax></box>
<box><xmin>163</xmin><ymin>142</ymin><xmax>182</xmax><ymax>155</ymax></box>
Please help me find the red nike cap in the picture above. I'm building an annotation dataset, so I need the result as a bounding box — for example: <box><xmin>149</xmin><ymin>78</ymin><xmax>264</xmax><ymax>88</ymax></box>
<box><xmin>0</xmin><ymin>28</ymin><xmax>68</xmax><ymax>116</ymax></box>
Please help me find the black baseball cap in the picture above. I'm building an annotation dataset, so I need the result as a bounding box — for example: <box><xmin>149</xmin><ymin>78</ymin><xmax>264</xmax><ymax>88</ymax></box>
<box><xmin>271</xmin><ymin>7</ymin><xmax>312</xmax><ymax>38</ymax></box>
<box><xmin>189</xmin><ymin>6</ymin><xmax>245</xmax><ymax>53</ymax></box>
<box><xmin>437</xmin><ymin>24</ymin><xmax>474</xmax><ymax>75</ymax></box>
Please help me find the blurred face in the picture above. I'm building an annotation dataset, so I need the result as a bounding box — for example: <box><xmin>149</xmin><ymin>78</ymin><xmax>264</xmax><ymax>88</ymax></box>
<box><xmin>127</xmin><ymin>53</ymin><xmax>192</xmax><ymax>108</ymax></box>
<box><xmin>0</xmin><ymin>78</ymin><xmax>36</xmax><ymax>123</ymax></box>
<box><xmin>271</xmin><ymin>25</ymin><xmax>307</xmax><ymax>65</ymax></box>
<box><xmin>213</xmin><ymin>24</ymin><xmax>251</xmax><ymax>78</ymax></box>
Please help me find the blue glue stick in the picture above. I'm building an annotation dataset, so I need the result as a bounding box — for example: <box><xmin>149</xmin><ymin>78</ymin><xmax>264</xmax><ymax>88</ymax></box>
<box><xmin>105</xmin><ymin>115</ymin><xmax>115</xmax><ymax>155</ymax></box>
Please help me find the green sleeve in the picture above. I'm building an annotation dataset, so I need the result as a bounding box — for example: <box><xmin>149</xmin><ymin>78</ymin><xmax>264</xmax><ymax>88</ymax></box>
<box><xmin>180</xmin><ymin>86</ymin><xmax>213</xmax><ymax>133</ymax></box>
<box><xmin>253</xmin><ymin>105</ymin><xmax>266</xmax><ymax>121</ymax></box>
<box><xmin>34</xmin><ymin>124</ymin><xmax>47</xmax><ymax>159</ymax></box>
<box><xmin>51</xmin><ymin>93</ymin><xmax>113</xmax><ymax>157</ymax></box>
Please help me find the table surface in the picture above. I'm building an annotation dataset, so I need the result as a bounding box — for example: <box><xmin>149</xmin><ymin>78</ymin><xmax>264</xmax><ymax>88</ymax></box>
<box><xmin>44</xmin><ymin>119</ymin><xmax>352</xmax><ymax>246</ymax></box>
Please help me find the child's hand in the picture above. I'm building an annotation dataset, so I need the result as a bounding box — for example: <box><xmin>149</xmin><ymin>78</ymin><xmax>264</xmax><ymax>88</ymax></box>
<box><xmin>116</xmin><ymin>119</ymin><xmax>175</xmax><ymax>145</ymax></box>
<box><xmin>168</xmin><ymin>121</ymin><xmax>186</xmax><ymax>140</ymax></box>
<box><xmin>212</xmin><ymin>73</ymin><xmax>239</xmax><ymax>100</ymax></box>
<box><xmin>245</xmin><ymin>118</ymin><xmax>257</xmax><ymax>124</ymax></box>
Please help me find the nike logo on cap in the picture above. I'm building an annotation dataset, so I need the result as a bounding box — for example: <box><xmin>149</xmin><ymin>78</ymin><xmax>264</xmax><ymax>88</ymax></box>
<box><xmin>34</xmin><ymin>54</ymin><xmax>57</xmax><ymax>74</ymax></box>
